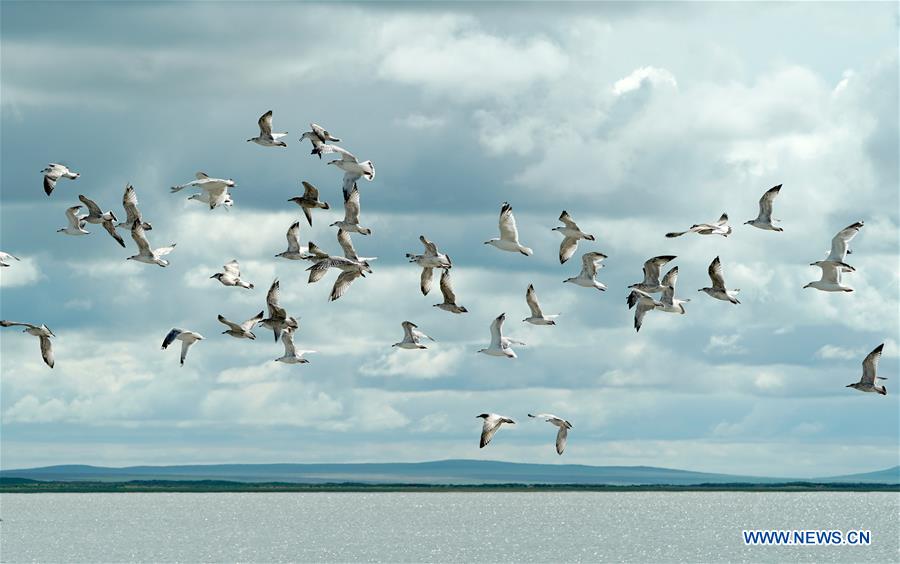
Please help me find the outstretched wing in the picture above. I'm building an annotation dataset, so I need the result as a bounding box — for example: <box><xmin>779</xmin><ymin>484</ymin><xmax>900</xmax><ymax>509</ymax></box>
<box><xmin>223</xmin><ymin>260</ymin><xmax>241</xmax><ymax>278</ymax></box>
<box><xmin>558</xmin><ymin>210</ymin><xmax>578</xmax><ymax>229</ymax></box>
<box><xmin>285</xmin><ymin>222</ymin><xmax>302</xmax><ymax>253</ymax></box>
<box><xmin>439</xmin><ymin>269</ymin><xmax>457</xmax><ymax>303</ymax></box>
<box><xmin>102</xmin><ymin>219</ymin><xmax>126</xmax><ymax>248</ymax></box>
<box><xmin>826</xmin><ymin>221</ymin><xmax>864</xmax><ymax>262</ymax></box>
<box><xmin>78</xmin><ymin>194</ymin><xmax>103</xmax><ymax>217</ymax></box>
<box><xmin>281</xmin><ymin>328</ymin><xmax>297</xmax><ymax>357</ymax></box>
<box><xmin>130</xmin><ymin>220</ymin><xmax>152</xmax><ymax>254</ymax></box>
<box><xmin>861</xmin><ymin>343</ymin><xmax>884</xmax><ymax>385</ymax></box>
<box><xmin>122</xmin><ymin>184</ymin><xmax>141</xmax><ymax>225</ymax></box>
<box><xmin>344</xmin><ymin>187</ymin><xmax>362</xmax><ymax>223</ymax></box>
<box><xmin>258</xmin><ymin>110</ymin><xmax>273</xmax><ymax>136</ymax></box>
<box><xmin>301</xmin><ymin>181</ymin><xmax>320</xmax><ymax>200</ymax></box>
<box><xmin>715</xmin><ymin>213</ymin><xmax>729</xmax><ymax>226</ymax></box>
<box><xmin>217</xmin><ymin>315</ymin><xmax>242</xmax><ymax>332</ymax></box>
<box><xmin>758</xmin><ymin>184</ymin><xmax>781</xmax><ymax>222</ymax></box>
<box><xmin>559</xmin><ymin>237</ymin><xmax>578</xmax><ymax>264</ymax></box>
<box><xmin>555</xmin><ymin>426</ymin><xmax>568</xmax><ymax>455</ymax></box>
<box><xmin>643</xmin><ymin>255</ymin><xmax>675</xmax><ymax>286</ymax></box>
<box><xmin>525</xmin><ymin>284</ymin><xmax>543</xmax><ymax>318</ymax></box>
<box><xmin>266</xmin><ymin>279</ymin><xmax>284</xmax><ymax>317</ymax></box>
<box><xmin>241</xmin><ymin>311</ymin><xmax>265</xmax><ymax>331</ymax></box>
<box><xmin>498</xmin><ymin>202</ymin><xmax>519</xmax><ymax>242</ymax></box>
<box><xmin>419</xmin><ymin>235</ymin><xmax>438</xmax><ymax>256</ymax></box>
<box><xmin>708</xmin><ymin>256</ymin><xmax>726</xmax><ymax>290</ymax></box>
<box><xmin>337</xmin><ymin>229</ymin><xmax>358</xmax><ymax>261</ymax></box>
<box><xmin>162</xmin><ymin>328</ymin><xmax>183</xmax><ymax>350</ymax></box>
<box><xmin>581</xmin><ymin>252</ymin><xmax>606</xmax><ymax>278</ymax></box>
<box><xmin>39</xmin><ymin>335</ymin><xmax>55</xmax><ymax>368</ymax></box>
<box><xmin>489</xmin><ymin>313</ymin><xmax>505</xmax><ymax>347</ymax></box>
<box><xmin>330</xmin><ymin>270</ymin><xmax>362</xmax><ymax>301</ymax></box>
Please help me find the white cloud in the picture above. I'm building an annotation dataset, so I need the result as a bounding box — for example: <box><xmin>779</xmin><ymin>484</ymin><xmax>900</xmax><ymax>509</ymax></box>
<box><xmin>704</xmin><ymin>334</ymin><xmax>746</xmax><ymax>355</ymax></box>
<box><xmin>360</xmin><ymin>347</ymin><xmax>464</xmax><ymax>379</ymax></box>
<box><xmin>0</xmin><ymin>257</ymin><xmax>42</xmax><ymax>288</ymax></box>
<box><xmin>816</xmin><ymin>344</ymin><xmax>862</xmax><ymax>360</ymax></box>
<box><xmin>612</xmin><ymin>66</ymin><xmax>678</xmax><ymax>95</ymax></box>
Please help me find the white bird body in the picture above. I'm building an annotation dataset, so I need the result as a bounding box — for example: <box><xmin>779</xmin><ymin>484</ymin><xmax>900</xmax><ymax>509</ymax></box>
<box><xmin>523</xmin><ymin>284</ymin><xmax>558</xmax><ymax>325</ymax></box>
<box><xmin>218</xmin><ymin>311</ymin><xmax>264</xmax><ymax>340</ymax></box>
<box><xmin>528</xmin><ymin>413</ymin><xmax>573</xmax><ymax>455</ymax></box>
<box><xmin>847</xmin><ymin>343</ymin><xmax>887</xmax><ymax>395</ymax></box>
<box><xmin>42</xmin><ymin>163</ymin><xmax>79</xmax><ymax>196</ymax></box>
<box><xmin>699</xmin><ymin>256</ymin><xmax>740</xmax><ymax>304</ymax></box>
<box><xmin>211</xmin><ymin>259</ymin><xmax>254</xmax><ymax>289</ymax></box>
<box><xmin>666</xmin><ymin>213</ymin><xmax>732</xmax><ymax>238</ymax></box>
<box><xmin>433</xmin><ymin>269</ymin><xmax>468</xmax><ymax>313</ymax></box>
<box><xmin>127</xmin><ymin>221</ymin><xmax>175</xmax><ymax>267</ymax></box>
<box><xmin>161</xmin><ymin>328</ymin><xmax>204</xmax><ymax>366</ymax></box>
<box><xmin>393</xmin><ymin>321</ymin><xmax>434</xmax><ymax>349</ymax></box>
<box><xmin>745</xmin><ymin>185</ymin><xmax>783</xmax><ymax>231</ymax></box>
<box><xmin>326</xmin><ymin>146</ymin><xmax>374</xmax><ymax>201</ymax></box>
<box><xmin>406</xmin><ymin>235</ymin><xmax>452</xmax><ymax>295</ymax></box>
<box><xmin>330</xmin><ymin>187</ymin><xmax>371</xmax><ymax>235</ymax></box>
<box><xmin>804</xmin><ymin>261</ymin><xmax>854</xmax><ymax>292</ymax></box>
<box><xmin>485</xmin><ymin>202</ymin><xmax>532</xmax><ymax>256</ymax></box>
<box><xmin>0</xmin><ymin>251</ymin><xmax>20</xmax><ymax>267</ymax></box>
<box><xmin>247</xmin><ymin>110</ymin><xmax>287</xmax><ymax>147</ymax></box>
<box><xmin>287</xmin><ymin>181</ymin><xmax>330</xmax><ymax>226</ymax></box>
<box><xmin>172</xmin><ymin>172</ymin><xmax>235</xmax><ymax>210</ymax></box>
<box><xmin>477</xmin><ymin>413</ymin><xmax>515</xmax><ymax>448</ymax></box>
<box><xmin>478</xmin><ymin>313</ymin><xmax>524</xmax><ymax>358</ymax></box>
<box><xmin>0</xmin><ymin>320</ymin><xmax>55</xmax><ymax>368</ymax></box>
<box><xmin>554</xmin><ymin>211</ymin><xmax>595</xmax><ymax>264</ymax></box>
<box><xmin>564</xmin><ymin>251</ymin><xmax>607</xmax><ymax>290</ymax></box>
<box><xmin>629</xmin><ymin>255</ymin><xmax>676</xmax><ymax>293</ymax></box>
<box><xmin>276</xmin><ymin>328</ymin><xmax>315</xmax><ymax>364</ymax></box>
<box><xmin>57</xmin><ymin>205</ymin><xmax>89</xmax><ymax>236</ymax></box>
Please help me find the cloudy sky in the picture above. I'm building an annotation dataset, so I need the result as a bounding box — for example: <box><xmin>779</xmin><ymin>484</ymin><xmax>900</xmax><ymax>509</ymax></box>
<box><xmin>1</xmin><ymin>2</ymin><xmax>897</xmax><ymax>478</ymax></box>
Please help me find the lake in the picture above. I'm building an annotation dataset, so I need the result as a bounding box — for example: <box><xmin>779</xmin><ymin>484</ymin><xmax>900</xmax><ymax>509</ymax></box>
<box><xmin>1</xmin><ymin>492</ymin><xmax>898</xmax><ymax>562</ymax></box>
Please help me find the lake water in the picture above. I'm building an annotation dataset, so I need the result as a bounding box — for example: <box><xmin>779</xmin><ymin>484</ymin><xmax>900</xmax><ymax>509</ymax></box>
<box><xmin>1</xmin><ymin>492</ymin><xmax>898</xmax><ymax>562</ymax></box>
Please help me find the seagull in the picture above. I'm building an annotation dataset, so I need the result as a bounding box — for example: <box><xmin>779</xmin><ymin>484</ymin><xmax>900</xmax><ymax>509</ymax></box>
<box><xmin>433</xmin><ymin>268</ymin><xmax>468</xmax><ymax>314</ymax></box>
<box><xmin>846</xmin><ymin>343</ymin><xmax>887</xmax><ymax>395</ymax></box>
<box><xmin>127</xmin><ymin>220</ymin><xmax>175</xmax><ymax>267</ymax></box>
<box><xmin>306</xmin><ymin>230</ymin><xmax>373</xmax><ymax>302</ymax></box>
<box><xmin>564</xmin><ymin>251</ymin><xmax>607</xmax><ymax>291</ymax></box>
<box><xmin>554</xmin><ymin>211</ymin><xmax>595</xmax><ymax>264</ymax></box>
<box><xmin>485</xmin><ymin>202</ymin><xmax>533</xmax><ymax>256</ymax></box>
<box><xmin>392</xmin><ymin>321</ymin><xmax>435</xmax><ymax>350</ymax></box>
<box><xmin>78</xmin><ymin>195</ymin><xmax>125</xmax><ymax>248</ymax></box>
<box><xmin>628</xmin><ymin>255</ymin><xmax>676</xmax><ymax>293</ymax></box>
<box><xmin>657</xmin><ymin>266</ymin><xmax>690</xmax><ymax>314</ymax></box>
<box><xmin>42</xmin><ymin>163</ymin><xmax>79</xmax><ymax>196</ymax></box>
<box><xmin>161</xmin><ymin>328</ymin><xmax>204</xmax><ymax>366</ymax></box>
<box><xmin>626</xmin><ymin>289</ymin><xmax>665</xmax><ymax>332</ymax></box>
<box><xmin>275</xmin><ymin>221</ymin><xmax>311</xmax><ymax>261</ymax></box>
<box><xmin>666</xmin><ymin>213</ymin><xmax>732</xmax><ymax>238</ymax></box>
<box><xmin>406</xmin><ymin>235</ymin><xmax>452</xmax><ymax>295</ymax></box>
<box><xmin>0</xmin><ymin>251</ymin><xmax>20</xmax><ymax>267</ymax></box>
<box><xmin>478</xmin><ymin>313</ymin><xmax>524</xmax><ymax>358</ymax></box>
<box><xmin>116</xmin><ymin>184</ymin><xmax>152</xmax><ymax>231</ymax></box>
<box><xmin>57</xmin><ymin>205</ymin><xmax>90</xmax><ymax>236</ymax></box>
<box><xmin>523</xmin><ymin>284</ymin><xmax>558</xmax><ymax>325</ymax></box>
<box><xmin>247</xmin><ymin>110</ymin><xmax>287</xmax><ymax>147</ymax></box>
<box><xmin>260</xmin><ymin>279</ymin><xmax>299</xmax><ymax>342</ymax></box>
<box><xmin>210</xmin><ymin>259</ymin><xmax>254</xmax><ymax>289</ymax></box>
<box><xmin>299</xmin><ymin>123</ymin><xmax>341</xmax><ymax>158</ymax></box>
<box><xmin>171</xmin><ymin>173</ymin><xmax>236</xmax><ymax>210</ymax></box>
<box><xmin>0</xmin><ymin>321</ymin><xmax>55</xmax><ymax>368</ymax></box>
<box><xmin>288</xmin><ymin>181</ymin><xmax>330</xmax><ymax>226</ymax></box>
<box><xmin>477</xmin><ymin>413</ymin><xmax>515</xmax><ymax>448</ymax></box>
<box><xmin>822</xmin><ymin>221</ymin><xmax>864</xmax><ymax>271</ymax></box>
<box><xmin>699</xmin><ymin>256</ymin><xmax>740</xmax><ymax>304</ymax></box>
<box><xmin>330</xmin><ymin>186</ymin><xmax>371</xmax><ymax>235</ymax></box>
<box><xmin>327</xmin><ymin>146</ymin><xmax>375</xmax><ymax>201</ymax></box>
<box><xmin>217</xmin><ymin>311</ymin><xmax>264</xmax><ymax>340</ymax></box>
<box><xmin>744</xmin><ymin>185</ymin><xmax>783</xmax><ymax>231</ymax></box>
<box><xmin>804</xmin><ymin>261</ymin><xmax>855</xmax><ymax>292</ymax></box>
<box><xmin>528</xmin><ymin>413</ymin><xmax>573</xmax><ymax>455</ymax></box>
<box><xmin>275</xmin><ymin>327</ymin><xmax>316</xmax><ymax>364</ymax></box>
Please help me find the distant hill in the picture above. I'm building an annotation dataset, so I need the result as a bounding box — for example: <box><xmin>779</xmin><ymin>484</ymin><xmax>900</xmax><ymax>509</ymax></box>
<box><xmin>2</xmin><ymin>460</ymin><xmax>896</xmax><ymax>486</ymax></box>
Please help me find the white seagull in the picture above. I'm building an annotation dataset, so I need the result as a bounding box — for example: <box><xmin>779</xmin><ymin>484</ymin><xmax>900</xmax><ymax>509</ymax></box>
<box><xmin>528</xmin><ymin>413</ymin><xmax>573</xmax><ymax>455</ymax></box>
<box><xmin>42</xmin><ymin>163</ymin><xmax>79</xmax><ymax>196</ymax></box>
<box><xmin>210</xmin><ymin>259</ymin><xmax>254</xmax><ymax>289</ymax></box>
<box><xmin>260</xmin><ymin>279</ymin><xmax>299</xmax><ymax>342</ymax></box>
<box><xmin>116</xmin><ymin>184</ymin><xmax>152</xmax><ymax>231</ymax></box>
<box><xmin>171</xmin><ymin>172</ymin><xmax>236</xmax><ymax>210</ymax></box>
<box><xmin>127</xmin><ymin>221</ymin><xmax>175</xmax><ymax>267</ymax></box>
<box><xmin>327</xmin><ymin>146</ymin><xmax>375</xmax><ymax>201</ymax></box>
<box><xmin>161</xmin><ymin>328</ymin><xmax>204</xmax><ymax>366</ymax></box>
<box><xmin>276</xmin><ymin>327</ymin><xmax>316</xmax><ymax>364</ymax></box>
<box><xmin>392</xmin><ymin>321</ymin><xmax>435</xmax><ymax>350</ymax></box>
<box><xmin>406</xmin><ymin>235</ymin><xmax>452</xmax><ymax>295</ymax></box>
<box><xmin>804</xmin><ymin>261</ymin><xmax>855</xmax><ymax>292</ymax></box>
<box><xmin>846</xmin><ymin>343</ymin><xmax>887</xmax><ymax>395</ymax></box>
<box><xmin>78</xmin><ymin>194</ymin><xmax>125</xmax><ymax>248</ymax></box>
<box><xmin>288</xmin><ymin>181</ymin><xmax>330</xmax><ymax>226</ymax></box>
<box><xmin>745</xmin><ymin>184</ymin><xmax>783</xmax><ymax>231</ymax></box>
<box><xmin>698</xmin><ymin>256</ymin><xmax>740</xmax><ymax>304</ymax></box>
<box><xmin>217</xmin><ymin>311</ymin><xmax>264</xmax><ymax>340</ymax></box>
<box><xmin>666</xmin><ymin>213</ymin><xmax>732</xmax><ymax>238</ymax></box>
<box><xmin>0</xmin><ymin>320</ymin><xmax>55</xmax><ymax>368</ymax></box>
<box><xmin>628</xmin><ymin>255</ymin><xmax>677</xmax><ymax>293</ymax></box>
<box><xmin>433</xmin><ymin>268</ymin><xmax>468</xmax><ymax>314</ymax></box>
<box><xmin>330</xmin><ymin>186</ymin><xmax>372</xmax><ymax>235</ymax></box>
<box><xmin>477</xmin><ymin>413</ymin><xmax>516</xmax><ymax>448</ymax></box>
<box><xmin>657</xmin><ymin>266</ymin><xmax>690</xmax><ymax>314</ymax></box>
<box><xmin>57</xmin><ymin>205</ymin><xmax>89</xmax><ymax>236</ymax></box>
<box><xmin>564</xmin><ymin>251</ymin><xmax>608</xmax><ymax>291</ymax></box>
<box><xmin>523</xmin><ymin>284</ymin><xmax>558</xmax><ymax>325</ymax></box>
<box><xmin>554</xmin><ymin>211</ymin><xmax>595</xmax><ymax>264</ymax></box>
<box><xmin>822</xmin><ymin>221</ymin><xmax>864</xmax><ymax>271</ymax></box>
<box><xmin>247</xmin><ymin>110</ymin><xmax>287</xmax><ymax>147</ymax></box>
<box><xmin>306</xmin><ymin>230</ymin><xmax>373</xmax><ymax>302</ymax></box>
<box><xmin>478</xmin><ymin>313</ymin><xmax>524</xmax><ymax>359</ymax></box>
<box><xmin>626</xmin><ymin>289</ymin><xmax>665</xmax><ymax>332</ymax></box>
<box><xmin>275</xmin><ymin>221</ymin><xmax>311</xmax><ymax>261</ymax></box>
<box><xmin>300</xmin><ymin>123</ymin><xmax>342</xmax><ymax>158</ymax></box>
<box><xmin>485</xmin><ymin>202</ymin><xmax>533</xmax><ymax>256</ymax></box>
<box><xmin>0</xmin><ymin>251</ymin><xmax>20</xmax><ymax>267</ymax></box>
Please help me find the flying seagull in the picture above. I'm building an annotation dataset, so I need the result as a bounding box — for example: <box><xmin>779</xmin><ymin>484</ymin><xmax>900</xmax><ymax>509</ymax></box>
<box><xmin>406</xmin><ymin>235</ymin><xmax>452</xmax><ymax>296</ymax></box>
<box><xmin>523</xmin><ymin>284</ymin><xmax>558</xmax><ymax>325</ymax></box>
<box><xmin>698</xmin><ymin>256</ymin><xmax>740</xmax><ymax>304</ymax></box>
<box><xmin>666</xmin><ymin>213</ymin><xmax>732</xmax><ymax>238</ymax></box>
<box><xmin>42</xmin><ymin>163</ymin><xmax>79</xmax><ymax>196</ymax></box>
<box><xmin>276</xmin><ymin>327</ymin><xmax>316</xmax><ymax>364</ymax></box>
<box><xmin>306</xmin><ymin>230</ymin><xmax>373</xmax><ymax>302</ymax></box>
<box><xmin>657</xmin><ymin>266</ymin><xmax>690</xmax><ymax>315</ymax></box>
<box><xmin>744</xmin><ymin>185</ymin><xmax>783</xmax><ymax>231</ymax></box>
<box><xmin>822</xmin><ymin>221</ymin><xmax>864</xmax><ymax>271</ymax></box>
<box><xmin>210</xmin><ymin>259</ymin><xmax>254</xmax><ymax>289</ymax></box>
<box><xmin>485</xmin><ymin>202</ymin><xmax>533</xmax><ymax>256</ymax></box>
<box><xmin>275</xmin><ymin>222</ymin><xmax>311</xmax><ymax>261</ymax></box>
<box><xmin>478</xmin><ymin>313</ymin><xmax>524</xmax><ymax>359</ymax></box>
<box><xmin>0</xmin><ymin>251</ymin><xmax>20</xmax><ymax>267</ymax></box>
<box><xmin>217</xmin><ymin>311</ymin><xmax>264</xmax><ymax>340</ymax></box>
<box><xmin>260</xmin><ymin>279</ymin><xmax>298</xmax><ymax>342</ymax></box>
<box><xmin>330</xmin><ymin>186</ymin><xmax>372</xmax><ymax>235</ymax></box>
<box><xmin>626</xmin><ymin>289</ymin><xmax>665</xmax><ymax>332</ymax></box>
<box><xmin>327</xmin><ymin>146</ymin><xmax>375</xmax><ymax>201</ymax></box>
<box><xmin>846</xmin><ymin>343</ymin><xmax>887</xmax><ymax>395</ymax></box>
<box><xmin>528</xmin><ymin>413</ymin><xmax>573</xmax><ymax>455</ymax></box>
<box><xmin>300</xmin><ymin>123</ymin><xmax>341</xmax><ymax>158</ymax></box>
<box><xmin>477</xmin><ymin>413</ymin><xmax>515</xmax><ymax>448</ymax></box>
<box><xmin>117</xmin><ymin>184</ymin><xmax>152</xmax><ymax>231</ymax></box>
<box><xmin>57</xmin><ymin>205</ymin><xmax>89</xmax><ymax>236</ymax></box>
<box><xmin>78</xmin><ymin>195</ymin><xmax>125</xmax><ymax>248</ymax></box>
<box><xmin>247</xmin><ymin>110</ymin><xmax>287</xmax><ymax>147</ymax></box>
<box><xmin>564</xmin><ymin>251</ymin><xmax>608</xmax><ymax>291</ymax></box>
<box><xmin>554</xmin><ymin>211</ymin><xmax>595</xmax><ymax>264</ymax></box>
<box><xmin>628</xmin><ymin>255</ymin><xmax>676</xmax><ymax>293</ymax></box>
<box><xmin>392</xmin><ymin>321</ymin><xmax>435</xmax><ymax>350</ymax></box>
<box><xmin>127</xmin><ymin>221</ymin><xmax>175</xmax><ymax>267</ymax></box>
<box><xmin>0</xmin><ymin>320</ymin><xmax>55</xmax><ymax>368</ymax></box>
<box><xmin>161</xmin><ymin>328</ymin><xmax>204</xmax><ymax>366</ymax></box>
<box><xmin>171</xmin><ymin>172</ymin><xmax>236</xmax><ymax>210</ymax></box>
<box><xmin>804</xmin><ymin>261</ymin><xmax>855</xmax><ymax>292</ymax></box>
<box><xmin>434</xmin><ymin>268</ymin><xmax>468</xmax><ymax>314</ymax></box>
<box><xmin>288</xmin><ymin>181</ymin><xmax>330</xmax><ymax>226</ymax></box>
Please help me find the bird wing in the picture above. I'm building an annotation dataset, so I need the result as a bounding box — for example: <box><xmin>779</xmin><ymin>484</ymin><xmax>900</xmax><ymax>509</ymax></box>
<box><xmin>195</xmin><ymin>172</ymin><xmax>209</xmax><ymax>180</ymax></box>
<box><xmin>266</xmin><ymin>279</ymin><xmax>284</xmax><ymax>317</ymax></box>
<box><xmin>708</xmin><ymin>256</ymin><xmax>726</xmax><ymax>290</ymax></box>
<box><xmin>633</xmin><ymin>298</ymin><xmax>655</xmax><ymax>332</ymax></box>
<box><xmin>130</xmin><ymin>221</ymin><xmax>152</xmax><ymax>254</ymax></box>
<box><xmin>330</xmin><ymin>270</ymin><xmax>362</xmax><ymax>301</ymax></box>
<box><xmin>827</xmin><ymin>221</ymin><xmax>864</xmax><ymax>262</ymax></box>
<box><xmin>223</xmin><ymin>260</ymin><xmax>241</xmax><ymax>277</ymax></box>
<box><xmin>559</xmin><ymin>237</ymin><xmax>578</xmax><ymax>264</ymax></box>
<box><xmin>258</xmin><ymin>110</ymin><xmax>273</xmax><ymax>136</ymax></box>
<box><xmin>122</xmin><ymin>184</ymin><xmax>141</xmax><ymax>225</ymax></box>
<box><xmin>581</xmin><ymin>252</ymin><xmax>606</xmax><ymax>278</ymax></box>
<box><xmin>489</xmin><ymin>314</ymin><xmax>505</xmax><ymax>347</ymax></box>
<box><xmin>660</xmin><ymin>266</ymin><xmax>678</xmax><ymax>305</ymax></box>
<box><xmin>643</xmin><ymin>255</ymin><xmax>675</xmax><ymax>286</ymax></box>
<box><xmin>555</xmin><ymin>426</ymin><xmax>568</xmax><ymax>455</ymax></box>
<box><xmin>439</xmin><ymin>269</ymin><xmax>457</xmax><ymax>303</ymax></box>
<box><xmin>65</xmin><ymin>205</ymin><xmax>84</xmax><ymax>228</ymax></box>
<box><xmin>162</xmin><ymin>328</ymin><xmax>183</xmax><ymax>349</ymax></box>
<box><xmin>401</xmin><ymin>321</ymin><xmax>417</xmax><ymax>341</ymax></box>
<box><xmin>39</xmin><ymin>335</ymin><xmax>54</xmax><ymax>368</ymax></box>
<box><xmin>155</xmin><ymin>244</ymin><xmax>176</xmax><ymax>257</ymax></box>
<box><xmin>281</xmin><ymin>328</ymin><xmax>297</xmax><ymax>356</ymax></box>
<box><xmin>306</xmin><ymin>261</ymin><xmax>332</xmax><ymax>284</ymax></box>
<box><xmin>758</xmin><ymin>184</ymin><xmax>781</xmax><ymax>222</ymax></box>
<box><xmin>715</xmin><ymin>213</ymin><xmax>729</xmax><ymax>226</ymax></box>
<box><xmin>525</xmin><ymin>284</ymin><xmax>543</xmax><ymax>318</ymax></box>
<box><xmin>285</xmin><ymin>222</ymin><xmax>302</xmax><ymax>253</ymax></box>
<box><xmin>78</xmin><ymin>194</ymin><xmax>103</xmax><ymax>217</ymax></box>
<box><xmin>344</xmin><ymin>187</ymin><xmax>362</xmax><ymax>223</ymax></box>
<box><xmin>558</xmin><ymin>210</ymin><xmax>578</xmax><ymax>229</ymax></box>
<box><xmin>301</xmin><ymin>181</ymin><xmax>320</xmax><ymax>200</ymax></box>
<box><xmin>337</xmin><ymin>229</ymin><xmax>359</xmax><ymax>261</ymax></box>
<box><xmin>0</xmin><ymin>320</ymin><xmax>38</xmax><ymax>330</ymax></box>
<box><xmin>342</xmin><ymin>173</ymin><xmax>361</xmax><ymax>201</ymax></box>
<box><xmin>179</xmin><ymin>339</ymin><xmax>192</xmax><ymax>365</ymax></box>
<box><xmin>420</xmin><ymin>267</ymin><xmax>435</xmax><ymax>296</ymax></box>
<box><xmin>307</xmin><ymin>242</ymin><xmax>330</xmax><ymax>260</ymax></box>
<box><xmin>330</xmin><ymin>145</ymin><xmax>358</xmax><ymax>163</ymax></box>
<box><xmin>102</xmin><ymin>219</ymin><xmax>126</xmax><ymax>248</ymax></box>
<box><xmin>419</xmin><ymin>235</ymin><xmax>438</xmax><ymax>256</ymax></box>
<box><xmin>814</xmin><ymin>261</ymin><xmax>843</xmax><ymax>284</ymax></box>
<box><xmin>497</xmin><ymin>203</ymin><xmax>519</xmax><ymax>242</ymax></box>
<box><xmin>861</xmin><ymin>343</ymin><xmax>884</xmax><ymax>385</ymax></box>
<box><xmin>217</xmin><ymin>315</ymin><xmax>243</xmax><ymax>332</ymax></box>
<box><xmin>480</xmin><ymin>417</ymin><xmax>504</xmax><ymax>448</ymax></box>
<box><xmin>241</xmin><ymin>311</ymin><xmax>265</xmax><ymax>331</ymax></box>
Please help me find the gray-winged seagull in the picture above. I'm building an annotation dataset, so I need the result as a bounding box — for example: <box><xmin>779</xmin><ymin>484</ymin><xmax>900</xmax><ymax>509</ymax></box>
<box><xmin>392</xmin><ymin>321</ymin><xmax>435</xmax><ymax>349</ymax></box>
<box><xmin>528</xmin><ymin>413</ymin><xmax>573</xmax><ymax>455</ymax></box>
<box><xmin>554</xmin><ymin>211</ymin><xmax>595</xmax><ymax>264</ymax></box>
<box><xmin>434</xmin><ymin>268</ymin><xmax>468</xmax><ymax>313</ymax></box>
<box><xmin>745</xmin><ymin>185</ymin><xmax>783</xmax><ymax>231</ymax></box>
<box><xmin>698</xmin><ymin>256</ymin><xmax>740</xmax><ymax>304</ymax></box>
<box><xmin>478</xmin><ymin>313</ymin><xmax>524</xmax><ymax>358</ymax></box>
<box><xmin>523</xmin><ymin>284</ymin><xmax>558</xmax><ymax>325</ymax></box>
<box><xmin>406</xmin><ymin>235</ymin><xmax>452</xmax><ymax>295</ymax></box>
<box><xmin>127</xmin><ymin>221</ymin><xmax>175</xmax><ymax>267</ymax></box>
<box><xmin>564</xmin><ymin>251</ymin><xmax>607</xmax><ymax>291</ymax></box>
<box><xmin>218</xmin><ymin>311</ymin><xmax>264</xmax><ymax>340</ymax></box>
<box><xmin>666</xmin><ymin>213</ymin><xmax>732</xmax><ymax>238</ymax></box>
<box><xmin>288</xmin><ymin>181</ymin><xmax>330</xmax><ymax>226</ymax></box>
<box><xmin>247</xmin><ymin>110</ymin><xmax>287</xmax><ymax>147</ymax></box>
<box><xmin>42</xmin><ymin>163</ymin><xmax>79</xmax><ymax>196</ymax></box>
<box><xmin>485</xmin><ymin>202</ymin><xmax>532</xmax><ymax>256</ymax></box>
<box><xmin>0</xmin><ymin>320</ymin><xmax>55</xmax><ymax>368</ymax></box>
<box><xmin>477</xmin><ymin>413</ymin><xmax>515</xmax><ymax>448</ymax></box>
<box><xmin>161</xmin><ymin>328</ymin><xmax>204</xmax><ymax>366</ymax></box>
<box><xmin>78</xmin><ymin>194</ymin><xmax>125</xmax><ymax>248</ymax></box>
<box><xmin>846</xmin><ymin>343</ymin><xmax>887</xmax><ymax>395</ymax></box>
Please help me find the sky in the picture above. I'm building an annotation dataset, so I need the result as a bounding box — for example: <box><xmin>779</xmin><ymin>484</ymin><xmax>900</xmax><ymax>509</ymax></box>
<box><xmin>0</xmin><ymin>1</ymin><xmax>898</xmax><ymax>478</ymax></box>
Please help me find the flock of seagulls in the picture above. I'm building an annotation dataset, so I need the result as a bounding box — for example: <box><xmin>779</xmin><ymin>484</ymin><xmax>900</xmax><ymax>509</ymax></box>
<box><xmin>1</xmin><ymin>111</ymin><xmax>889</xmax><ymax>458</ymax></box>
